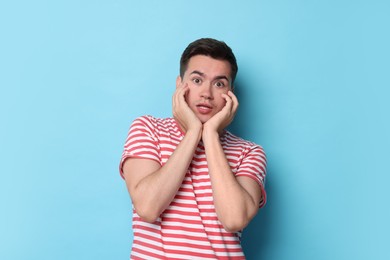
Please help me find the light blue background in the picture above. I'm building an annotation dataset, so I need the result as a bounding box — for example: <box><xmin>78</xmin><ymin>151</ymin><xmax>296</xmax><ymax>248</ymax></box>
<box><xmin>1</xmin><ymin>1</ymin><xmax>389</xmax><ymax>259</ymax></box>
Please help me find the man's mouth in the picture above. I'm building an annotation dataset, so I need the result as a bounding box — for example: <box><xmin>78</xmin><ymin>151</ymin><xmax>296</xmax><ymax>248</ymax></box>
<box><xmin>197</xmin><ymin>103</ymin><xmax>212</xmax><ymax>108</ymax></box>
<box><xmin>196</xmin><ymin>103</ymin><xmax>213</xmax><ymax>114</ymax></box>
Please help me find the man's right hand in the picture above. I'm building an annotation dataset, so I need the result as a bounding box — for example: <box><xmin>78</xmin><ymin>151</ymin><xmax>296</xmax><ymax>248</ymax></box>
<box><xmin>172</xmin><ymin>82</ymin><xmax>202</xmax><ymax>134</ymax></box>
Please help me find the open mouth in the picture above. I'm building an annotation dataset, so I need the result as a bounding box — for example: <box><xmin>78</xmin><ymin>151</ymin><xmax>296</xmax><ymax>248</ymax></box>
<box><xmin>196</xmin><ymin>103</ymin><xmax>213</xmax><ymax>114</ymax></box>
<box><xmin>197</xmin><ymin>104</ymin><xmax>211</xmax><ymax>108</ymax></box>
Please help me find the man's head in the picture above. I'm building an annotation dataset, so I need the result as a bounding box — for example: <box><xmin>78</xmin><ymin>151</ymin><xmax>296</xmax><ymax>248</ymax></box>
<box><xmin>180</xmin><ymin>38</ymin><xmax>238</xmax><ymax>86</ymax></box>
<box><xmin>176</xmin><ymin>38</ymin><xmax>238</xmax><ymax>124</ymax></box>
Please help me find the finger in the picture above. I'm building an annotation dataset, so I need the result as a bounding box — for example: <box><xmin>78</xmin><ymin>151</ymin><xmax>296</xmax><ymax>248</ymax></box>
<box><xmin>176</xmin><ymin>76</ymin><xmax>186</xmax><ymax>89</ymax></box>
<box><xmin>178</xmin><ymin>81</ymin><xmax>187</xmax><ymax>90</ymax></box>
<box><xmin>228</xmin><ymin>91</ymin><xmax>239</xmax><ymax>114</ymax></box>
<box><xmin>221</xmin><ymin>93</ymin><xmax>233</xmax><ymax>112</ymax></box>
<box><xmin>176</xmin><ymin>83</ymin><xmax>188</xmax><ymax>96</ymax></box>
<box><xmin>174</xmin><ymin>84</ymin><xmax>191</xmax><ymax>121</ymax></box>
<box><xmin>175</xmin><ymin>83</ymin><xmax>187</xmax><ymax>100</ymax></box>
<box><xmin>173</xmin><ymin>84</ymin><xmax>187</xmax><ymax>114</ymax></box>
<box><xmin>177</xmin><ymin>84</ymin><xmax>189</xmax><ymax>106</ymax></box>
<box><xmin>173</xmin><ymin>86</ymin><xmax>181</xmax><ymax>108</ymax></box>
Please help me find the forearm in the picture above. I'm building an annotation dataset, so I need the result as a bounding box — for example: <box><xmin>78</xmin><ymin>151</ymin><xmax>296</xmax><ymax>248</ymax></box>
<box><xmin>202</xmin><ymin>130</ymin><xmax>258</xmax><ymax>232</ymax></box>
<box><xmin>128</xmin><ymin>129</ymin><xmax>201</xmax><ymax>222</ymax></box>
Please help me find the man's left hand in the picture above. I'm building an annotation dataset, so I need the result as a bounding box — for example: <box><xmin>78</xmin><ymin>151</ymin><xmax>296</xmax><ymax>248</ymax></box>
<box><xmin>203</xmin><ymin>91</ymin><xmax>239</xmax><ymax>135</ymax></box>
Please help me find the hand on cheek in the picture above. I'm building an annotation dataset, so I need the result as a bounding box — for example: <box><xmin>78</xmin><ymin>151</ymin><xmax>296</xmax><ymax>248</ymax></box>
<box><xmin>204</xmin><ymin>91</ymin><xmax>239</xmax><ymax>134</ymax></box>
<box><xmin>172</xmin><ymin>83</ymin><xmax>202</xmax><ymax>133</ymax></box>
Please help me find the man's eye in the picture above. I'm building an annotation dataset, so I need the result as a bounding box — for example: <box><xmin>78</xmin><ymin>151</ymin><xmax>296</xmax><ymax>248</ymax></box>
<box><xmin>193</xmin><ymin>78</ymin><xmax>201</xmax><ymax>84</ymax></box>
<box><xmin>215</xmin><ymin>81</ymin><xmax>225</xmax><ymax>88</ymax></box>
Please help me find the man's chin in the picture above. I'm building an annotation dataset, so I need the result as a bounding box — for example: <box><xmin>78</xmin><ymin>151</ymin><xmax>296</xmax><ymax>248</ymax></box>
<box><xmin>197</xmin><ymin>115</ymin><xmax>211</xmax><ymax>124</ymax></box>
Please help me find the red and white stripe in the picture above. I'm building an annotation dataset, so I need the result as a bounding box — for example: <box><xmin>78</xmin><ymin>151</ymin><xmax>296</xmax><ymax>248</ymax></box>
<box><xmin>120</xmin><ymin>115</ymin><xmax>267</xmax><ymax>259</ymax></box>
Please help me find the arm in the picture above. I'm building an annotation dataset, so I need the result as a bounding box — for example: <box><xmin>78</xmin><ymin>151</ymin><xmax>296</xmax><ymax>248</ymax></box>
<box><xmin>202</xmin><ymin>91</ymin><xmax>263</xmax><ymax>232</ymax></box>
<box><xmin>123</xmin><ymin>83</ymin><xmax>202</xmax><ymax>223</ymax></box>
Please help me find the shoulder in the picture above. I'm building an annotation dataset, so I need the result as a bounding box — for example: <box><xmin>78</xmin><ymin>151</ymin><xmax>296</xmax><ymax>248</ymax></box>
<box><xmin>131</xmin><ymin>115</ymin><xmax>169</xmax><ymax>126</ymax></box>
<box><xmin>222</xmin><ymin>131</ymin><xmax>262</xmax><ymax>149</ymax></box>
<box><xmin>223</xmin><ymin>131</ymin><xmax>266</xmax><ymax>157</ymax></box>
<box><xmin>131</xmin><ymin>115</ymin><xmax>179</xmax><ymax>134</ymax></box>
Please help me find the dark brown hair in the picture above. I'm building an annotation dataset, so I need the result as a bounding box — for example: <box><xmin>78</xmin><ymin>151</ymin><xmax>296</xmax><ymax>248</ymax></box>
<box><xmin>180</xmin><ymin>38</ymin><xmax>238</xmax><ymax>84</ymax></box>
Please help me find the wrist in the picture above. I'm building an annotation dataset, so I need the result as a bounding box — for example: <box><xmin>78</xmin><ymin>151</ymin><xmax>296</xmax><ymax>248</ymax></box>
<box><xmin>186</xmin><ymin>125</ymin><xmax>202</xmax><ymax>142</ymax></box>
<box><xmin>202</xmin><ymin>125</ymin><xmax>219</xmax><ymax>140</ymax></box>
<box><xmin>174</xmin><ymin>117</ymin><xmax>202</xmax><ymax>134</ymax></box>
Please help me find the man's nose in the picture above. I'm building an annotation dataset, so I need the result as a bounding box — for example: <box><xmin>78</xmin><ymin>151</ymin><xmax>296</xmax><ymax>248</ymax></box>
<box><xmin>200</xmin><ymin>83</ymin><xmax>213</xmax><ymax>99</ymax></box>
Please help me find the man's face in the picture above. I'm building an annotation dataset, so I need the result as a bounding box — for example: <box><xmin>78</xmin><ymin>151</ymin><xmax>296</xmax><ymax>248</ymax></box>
<box><xmin>177</xmin><ymin>55</ymin><xmax>233</xmax><ymax>123</ymax></box>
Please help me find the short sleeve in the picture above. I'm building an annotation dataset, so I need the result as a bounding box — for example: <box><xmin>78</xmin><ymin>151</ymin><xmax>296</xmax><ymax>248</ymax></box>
<box><xmin>119</xmin><ymin>116</ymin><xmax>161</xmax><ymax>178</ymax></box>
<box><xmin>236</xmin><ymin>145</ymin><xmax>267</xmax><ymax>208</ymax></box>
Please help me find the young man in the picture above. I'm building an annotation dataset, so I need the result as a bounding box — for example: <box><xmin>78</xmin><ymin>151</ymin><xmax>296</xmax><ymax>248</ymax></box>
<box><xmin>120</xmin><ymin>38</ymin><xmax>267</xmax><ymax>259</ymax></box>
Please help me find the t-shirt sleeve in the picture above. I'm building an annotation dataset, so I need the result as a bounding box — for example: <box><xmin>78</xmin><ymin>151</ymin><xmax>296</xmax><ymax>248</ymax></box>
<box><xmin>119</xmin><ymin>116</ymin><xmax>161</xmax><ymax>179</ymax></box>
<box><xmin>235</xmin><ymin>145</ymin><xmax>267</xmax><ymax>208</ymax></box>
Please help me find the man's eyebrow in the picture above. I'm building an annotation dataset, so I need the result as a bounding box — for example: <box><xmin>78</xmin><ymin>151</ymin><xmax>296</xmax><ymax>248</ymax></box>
<box><xmin>190</xmin><ymin>70</ymin><xmax>205</xmax><ymax>76</ymax></box>
<box><xmin>214</xmin><ymin>75</ymin><xmax>230</xmax><ymax>82</ymax></box>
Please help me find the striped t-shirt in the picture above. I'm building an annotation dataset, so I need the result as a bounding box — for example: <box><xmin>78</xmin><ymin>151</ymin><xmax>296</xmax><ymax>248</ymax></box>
<box><xmin>120</xmin><ymin>115</ymin><xmax>267</xmax><ymax>259</ymax></box>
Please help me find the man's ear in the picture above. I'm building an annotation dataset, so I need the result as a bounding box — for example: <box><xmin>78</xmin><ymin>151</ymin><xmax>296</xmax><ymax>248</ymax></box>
<box><xmin>176</xmin><ymin>76</ymin><xmax>182</xmax><ymax>89</ymax></box>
